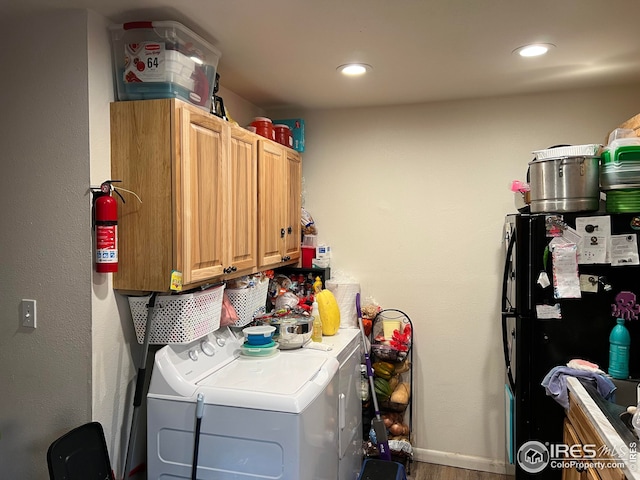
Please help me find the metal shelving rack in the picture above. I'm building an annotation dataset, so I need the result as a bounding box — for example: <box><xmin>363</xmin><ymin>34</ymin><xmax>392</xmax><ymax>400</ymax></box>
<box><xmin>369</xmin><ymin>308</ymin><xmax>414</xmax><ymax>474</ymax></box>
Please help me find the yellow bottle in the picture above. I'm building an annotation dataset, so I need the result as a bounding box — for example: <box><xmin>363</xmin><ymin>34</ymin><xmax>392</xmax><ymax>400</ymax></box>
<box><xmin>311</xmin><ymin>301</ymin><xmax>322</xmax><ymax>343</ymax></box>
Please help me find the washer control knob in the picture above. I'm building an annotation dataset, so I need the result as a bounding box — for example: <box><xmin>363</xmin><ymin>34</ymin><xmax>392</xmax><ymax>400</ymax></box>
<box><xmin>216</xmin><ymin>336</ymin><xmax>226</xmax><ymax>347</ymax></box>
<box><xmin>201</xmin><ymin>341</ymin><xmax>216</xmax><ymax>356</ymax></box>
<box><xmin>188</xmin><ymin>349</ymin><xmax>199</xmax><ymax>361</ymax></box>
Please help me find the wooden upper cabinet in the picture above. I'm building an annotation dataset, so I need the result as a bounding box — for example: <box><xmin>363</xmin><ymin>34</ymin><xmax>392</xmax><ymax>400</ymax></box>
<box><xmin>256</xmin><ymin>143</ymin><xmax>301</xmax><ymax>268</ymax></box>
<box><xmin>111</xmin><ymin>99</ymin><xmax>258</xmax><ymax>292</ymax></box>
<box><xmin>111</xmin><ymin>98</ymin><xmax>298</xmax><ymax>292</ymax></box>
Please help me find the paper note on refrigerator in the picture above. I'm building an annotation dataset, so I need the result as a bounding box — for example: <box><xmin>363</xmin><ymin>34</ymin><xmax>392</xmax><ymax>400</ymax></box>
<box><xmin>550</xmin><ymin>239</ymin><xmax>581</xmax><ymax>299</ymax></box>
<box><xmin>610</xmin><ymin>234</ymin><xmax>640</xmax><ymax>266</ymax></box>
<box><xmin>575</xmin><ymin>216</ymin><xmax>611</xmax><ymax>264</ymax></box>
<box><xmin>579</xmin><ymin>274</ymin><xmax>600</xmax><ymax>293</ymax></box>
<box><xmin>536</xmin><ymin>303</ymin><xmax>562</xmax><ymax>319</ymax></box>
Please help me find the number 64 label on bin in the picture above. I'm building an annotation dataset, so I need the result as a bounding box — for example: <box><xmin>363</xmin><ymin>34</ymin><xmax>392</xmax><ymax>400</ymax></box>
<box><xmin>124</xmin><ymin>42</ymin><xmax>166</xmax><ymax>83</ymax></box>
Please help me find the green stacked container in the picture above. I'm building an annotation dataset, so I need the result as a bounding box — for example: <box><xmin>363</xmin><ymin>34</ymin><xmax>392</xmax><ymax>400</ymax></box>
<box><xmin>601</xmin><ymin>146</ymin><xmax>640</xmax><ymax>212</ymax></box>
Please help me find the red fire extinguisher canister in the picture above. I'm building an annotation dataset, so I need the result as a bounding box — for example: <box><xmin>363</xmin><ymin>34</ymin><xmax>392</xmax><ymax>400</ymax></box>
<box><xmin>94</xmin><ymin>182</ymin><xmax>119</xmax><ymax>273</ymax></box>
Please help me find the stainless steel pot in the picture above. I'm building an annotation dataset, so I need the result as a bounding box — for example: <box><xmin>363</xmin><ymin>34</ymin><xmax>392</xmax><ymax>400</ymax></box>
<box><xmin>528</xmin><ymin>156</ymin><xmax>600</xmax><ymax>213</ymax></box>
<box><xmin>257</xmin><ymin>315</ymin><xmax>313</xmax><ymax>349</ymax></box>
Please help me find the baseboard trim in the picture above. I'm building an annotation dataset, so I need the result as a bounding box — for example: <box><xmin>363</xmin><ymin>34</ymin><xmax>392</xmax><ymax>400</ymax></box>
<box><xmin>412</xmin><ymin>447</ymin><xmax>513</xmax><ymax>475</ymax></box>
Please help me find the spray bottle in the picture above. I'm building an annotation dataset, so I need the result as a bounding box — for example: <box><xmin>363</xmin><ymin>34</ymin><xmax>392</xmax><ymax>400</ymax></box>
<box><xmin>311</xmin><ymin>300</ymin><xmax>322</xmax><ymax>343</ymax></box>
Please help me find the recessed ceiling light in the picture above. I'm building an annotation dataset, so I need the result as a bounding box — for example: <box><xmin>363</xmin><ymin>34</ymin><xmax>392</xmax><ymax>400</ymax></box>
<box><xmin>337</xmin><ymin>63</ymin><xmax>372</xmax><ymax>76</ymax></box>
<box><xmin>513</xmin><ymin>43</ymin><xmax>555</xmax><ymax>57</ymax></box>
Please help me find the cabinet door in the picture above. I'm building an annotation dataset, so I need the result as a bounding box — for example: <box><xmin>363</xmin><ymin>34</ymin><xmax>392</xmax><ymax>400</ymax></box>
<box><xmin>257</xmin><ymin>140</ymin><xmax>286</xmax><ymax>267</ymax></box>
<box><xmin>111</xmin><ymin>99</ymin><xmax>174</xmax><ymax>292</ymax></box>
<box><xmin>227</xmin><ymin>125</ymin><xmax>258</xmax><ymax>273</ymax></box>
<box><xmin>283</xmin><ymin>149</ymin><xmax>302</xmax><ymax>261</ymax></box>
<box><xmin>177</xmin><ymin>104</ymin><xmax>228</xmax><ymax>285</ymax></box>
<box><xmin>562</xmin><ymin>419</ymin><xmax>597</xmax><ymax>480</ymax></box>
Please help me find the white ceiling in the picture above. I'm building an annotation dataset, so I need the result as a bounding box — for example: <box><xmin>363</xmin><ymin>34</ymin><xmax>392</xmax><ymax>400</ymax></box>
<box><xmin>5</xmin><ymin>0</ymin><xmax>640</xmax><ymax>110</ymax></box>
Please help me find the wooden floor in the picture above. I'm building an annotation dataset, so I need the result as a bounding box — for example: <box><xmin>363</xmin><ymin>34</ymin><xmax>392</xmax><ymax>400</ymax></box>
<box><xmin>407</xmin><ymin>462</ymin><xmax>514</xmax><ymax>480</ymax></box>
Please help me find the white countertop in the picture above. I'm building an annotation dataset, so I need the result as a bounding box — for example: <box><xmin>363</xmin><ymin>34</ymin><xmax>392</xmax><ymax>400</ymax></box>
<box><xmin>567</xmin><ymin>376</ymin><xmax>640</xmax><ymax>479</ymax></box>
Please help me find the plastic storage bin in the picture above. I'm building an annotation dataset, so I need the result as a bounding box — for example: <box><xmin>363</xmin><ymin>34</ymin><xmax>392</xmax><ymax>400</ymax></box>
<box><xmin>226</xmin><ymin>280</ymin><xmax>270</xmax><ymax>327</ymax></box>
<box><xmin>128</xmin><ymin>284</ymin><xmax>224</xmax><ymax>344</ymax></box>
<box><xmin>358</xmin><ymin>459</ymin><xmax>407</xmax><ymax>480</ymax></box>
<box><xmin>109</xmin><ymin>21</ymin><xmax>221</xmax><ymax>111</ymax></box>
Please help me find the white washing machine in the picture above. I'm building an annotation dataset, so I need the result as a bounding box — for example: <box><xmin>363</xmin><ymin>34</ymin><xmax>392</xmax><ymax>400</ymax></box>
<box><xmin>147</xmin><ymin>326</ymin><xmax>339</xmax><ymax>479</ymax></box>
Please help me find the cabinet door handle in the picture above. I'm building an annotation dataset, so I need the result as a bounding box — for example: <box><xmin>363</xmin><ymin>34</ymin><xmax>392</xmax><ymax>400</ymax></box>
<box><xmin>231</xmin><ymin>266</ymin><xmax>237</xmax><ymax>272</ymax></box>
<box><xmin>287</xmin><ymin>226</ymin><xmax>292</xmax><ymax>234</ymax></box>
<box><xmin>280</xmin><ymin>228</ymin><xmax>285</xmax><ymax>238</ymax></box>
<box><xmin>282</xmin><ymin>255</ymin><xmax>290</xmax><ymax>262</ymax></box>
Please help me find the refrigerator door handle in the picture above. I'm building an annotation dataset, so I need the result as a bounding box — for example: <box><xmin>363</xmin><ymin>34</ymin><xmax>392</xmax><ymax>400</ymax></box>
<box><xmin>502</xmin><ymin>227</ymin><xmax>517</xmax><ymax>391</ymax></box>
<box><xmin>501</xmin><ymin>227</ymin><xmax>516</xmax><ymax>314</ymax></box>
<box><xmin>502</xmin><ymin>312</ymin><xmax>516</xmax><ymax>391</ymax></box>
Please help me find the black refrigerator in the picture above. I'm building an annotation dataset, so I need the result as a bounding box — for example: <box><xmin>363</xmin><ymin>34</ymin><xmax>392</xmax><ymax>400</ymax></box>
<box><xmin>501</xmin><ymin>212</ymin><xmax>640</xmax><ymax>479</ymax></box>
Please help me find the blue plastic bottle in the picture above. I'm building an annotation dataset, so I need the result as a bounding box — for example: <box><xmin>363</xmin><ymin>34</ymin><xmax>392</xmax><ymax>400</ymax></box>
<box><xmin>608</xmin><ymin>318</ymin><xmax>630</xmax><ymax>379</ymax></box>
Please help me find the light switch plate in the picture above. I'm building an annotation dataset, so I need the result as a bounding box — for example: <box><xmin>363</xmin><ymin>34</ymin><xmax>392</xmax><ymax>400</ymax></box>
<box><xmin>21</xmin><ymin>299</ymin><xmax>37</xmax><ymax>328</ymax></box>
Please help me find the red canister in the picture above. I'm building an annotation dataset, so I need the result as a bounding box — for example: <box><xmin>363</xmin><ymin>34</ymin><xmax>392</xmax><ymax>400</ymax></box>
<box><xmin>274</xmin><ymin>124</ymin><xmax>293</xmax><ymax>148</ymax></box>
<box><xmin>250</xmin><ymin>117</ymin><xmax>274</xmax><ymax>140</ymax></box>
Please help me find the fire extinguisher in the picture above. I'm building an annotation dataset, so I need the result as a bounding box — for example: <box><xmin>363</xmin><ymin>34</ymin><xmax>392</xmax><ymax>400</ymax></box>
<box><xmin>93</xmin><ymin>180</ymin><xmax>124</xmax><ymax>273</ymax></box>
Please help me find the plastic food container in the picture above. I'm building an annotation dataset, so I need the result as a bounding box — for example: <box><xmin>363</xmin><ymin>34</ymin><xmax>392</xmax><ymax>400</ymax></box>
<box><xmin>600</xmin><ymin>146</ymin><xmax>640</xmax><ymax>190</ymax></box>
<box><xmin>109</xmin><ymin>21</ymin><xmax>221</xmax><ymax>111</ymax></box>
<box><xmin>605</xmin><ymin>189</ymin><xmax>640</xmax><ymax>213</ymax></box>
<box><xmin>601</xmin><ymin>146</ymin><xmax>640</xmax><ymax>166</ymax></box>
<box><xmin>601</xmin><ymin>162</ymin><xmax>640</xmax><ymax>190</ymax></box>
<box><xmin>240</xmin><ymin>341</ymin><xmax>279</xmax><ymax>357</ymax></box>
<box><xmin>242</xmin><ymin>325</ymin><xmax>276</xmax><ymax>345</ymax></box>
<box><xmin>250</xmin><ymin>117</ymin><xmax>275</xmax><ymax>140</ymax></box>
<box><xmin>273</xmin><ymin>118</ymin><xmax>305</xmax><ymax>152</ymax></box>
<box><xmin>274</xmin><ymin>124</ymin><xmax>293</xmax><ymax>148</ymax></box>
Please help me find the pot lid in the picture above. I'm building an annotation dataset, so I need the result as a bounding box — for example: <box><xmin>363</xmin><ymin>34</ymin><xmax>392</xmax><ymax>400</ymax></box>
<box><xmin>531</xmin><ymin>144</ymin><xmax>601</xmax><ymax>161</ymax></box>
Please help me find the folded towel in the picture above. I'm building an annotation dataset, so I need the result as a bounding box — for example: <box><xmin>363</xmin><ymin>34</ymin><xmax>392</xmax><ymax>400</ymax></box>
<box><xmin>541</xmin><ymin>366</ymin><xmax>617</xmax><ymax>409</ymax></box>
<box><xmin>567</xmin><ymin>359</ymin><xmax>604</xmax><ymax>374</ymax></box>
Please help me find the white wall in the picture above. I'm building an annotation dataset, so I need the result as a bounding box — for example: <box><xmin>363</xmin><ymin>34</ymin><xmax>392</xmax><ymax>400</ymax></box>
<box><xmin>270</xmin><ymin>86</ymin><xmax>640</xmax><ymax>471</ymax></box>
<box><xmin>0</xmin><ymin>10</ymin><xmax>94</xmax><ymax>479</ymax></box>
<box><xmin>87</xmin><ymin>10</ymin><xmax>137</xmax><ymax>477</ymax></box>
<box><xmin>1</xmin><ymin>7</ymin><xmax>639</xmax><ymax>478</ymax></box>
<box><xmin>218</xmin><ymin>85</ymin><xmax>265</xmax><ymax>128</ymax></box>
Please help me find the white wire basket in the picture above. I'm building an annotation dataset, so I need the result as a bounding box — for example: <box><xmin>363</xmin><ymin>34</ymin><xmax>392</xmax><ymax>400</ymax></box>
<box><xmin>226</xmin><ymin>280</ymin><xmax>269</xmax><ymax>327</ymax></box>
<box><xmin>128</xmin><ymin>284</ymin><xmax>225</xmax><ymax>344</ymax></box>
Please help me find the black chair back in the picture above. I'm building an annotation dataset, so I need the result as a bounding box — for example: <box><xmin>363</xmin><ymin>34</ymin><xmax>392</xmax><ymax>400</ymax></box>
<box><xmin>47</xmin><ymin>422</ymin><xmax>114</xmax><ymax>480</ymax></box>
